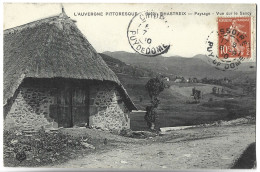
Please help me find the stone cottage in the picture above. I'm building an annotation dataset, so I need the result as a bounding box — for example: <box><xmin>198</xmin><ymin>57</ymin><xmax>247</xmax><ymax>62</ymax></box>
<box><xmin>4</xmin><ymin>10</ymin><xmax>137</xmax><ymax>131</ymax></box>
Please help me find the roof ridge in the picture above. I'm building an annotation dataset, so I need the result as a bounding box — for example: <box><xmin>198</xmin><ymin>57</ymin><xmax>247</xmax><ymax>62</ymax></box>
<box><xmin>4</xmin><ymin>12</ymin><xmax>72</xmax><ymax>35</ymax></box>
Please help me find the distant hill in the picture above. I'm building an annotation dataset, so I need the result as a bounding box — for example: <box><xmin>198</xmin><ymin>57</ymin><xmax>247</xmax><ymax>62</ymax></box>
<box><xmin>98</xmin><ymin>53</ymin><xmax>125</xmax><ymax>66</ymax></box>
<box><xmin>103</xmin><ymin>51</ymin><xmax>256</xmax><ymax>82</ymax></box>
<box><xmin>99</xmin><ymin>53</ymin><xmax>156</xmax><ymax>78</ymax></box>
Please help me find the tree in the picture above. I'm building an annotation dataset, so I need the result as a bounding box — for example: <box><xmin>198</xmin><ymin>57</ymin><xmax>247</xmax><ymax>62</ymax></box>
<box><xmin>144</xmin><ymin>76</ymin><xmax>166</xmax><ymax>130</ymax></box>
<box><xmin>192</xmin><ymin>87</ymin><xmax>201</xmax><ymax>103</ymax></box>
<box><xmin>212</xmin><ymin>86</ymin><xmax>217</xmax><ymax>94</ymax></box>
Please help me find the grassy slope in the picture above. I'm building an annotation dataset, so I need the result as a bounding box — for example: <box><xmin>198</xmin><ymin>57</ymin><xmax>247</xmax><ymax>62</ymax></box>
<box><xmin>100</xmin><ymin>52</ymin><xmax>256</xmax><ymax>131</ymax></box>
<box><xmin>118</xmin><ymin>74</ymin><xmax>255</xmax><ymax>131</ymax></box>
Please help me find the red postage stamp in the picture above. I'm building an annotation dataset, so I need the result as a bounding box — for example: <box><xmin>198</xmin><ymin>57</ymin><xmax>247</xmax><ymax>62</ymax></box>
<box><xmin>218</xmin><ymin>17</ymin><xmax>251</xmax><ymax>59</ymax></box>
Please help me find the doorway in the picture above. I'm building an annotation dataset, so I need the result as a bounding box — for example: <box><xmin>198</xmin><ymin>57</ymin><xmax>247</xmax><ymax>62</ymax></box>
<box><xmin>51</xmin><ymin>81</ymin><xmax>90</xmax><ymax>128</ymax></box>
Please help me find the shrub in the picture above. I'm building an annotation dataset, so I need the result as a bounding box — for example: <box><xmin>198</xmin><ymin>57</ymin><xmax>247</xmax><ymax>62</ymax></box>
<box><xmin>144</xmin><ymin>76</ymin><xmax>167</xmax><ymax>130</ymax></box>
<box><xmin>4</xmin><ymin>128</ymin><xmax>89</xmax><ymax>167</ymax></box>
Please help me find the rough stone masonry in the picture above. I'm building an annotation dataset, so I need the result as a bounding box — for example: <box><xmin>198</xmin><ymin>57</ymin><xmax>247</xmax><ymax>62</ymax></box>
<box><xmin>5</xmin><ymin>83</ymin><xmax>130</xmax><ymax>132</ymax></box>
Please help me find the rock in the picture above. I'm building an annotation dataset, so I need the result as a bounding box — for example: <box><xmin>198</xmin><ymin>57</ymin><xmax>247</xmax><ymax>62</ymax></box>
<box><xmin>10</xmin><ymin>139</ymin><xmax>18</xmax><ymax>145</ymax></box>
<box><xmin>221</xmin><ymin>156</ymin><xmax>230</xmax><ymax>160</ymax></box>
<box><xmin>132</xmin><ymin>131</ymin><xmax>157</xmax><ymax>138</ymax></box>
<box><xmin>26</xmin><ymin>152</ymin><xmax>33</xmax><ymax>160</ymax></box>
<box><xmin>159</xmin><ymin>132</ymin><xmax>166</xmax><ymax>136</ymax></box>
<box><xmin>81</xmin><ymin>138</ymin><xmax>89</xmax><ymax>142</ymax></box>
<box><xmin>120</xmin><ymin>129</ymin><xmax>132</xmax><ymax>137</ymax></box>
<box><xmin>22</xmin><ymin>129</ymin><xmax>37</xmax><ymax>133</ymax></box>
<box><xmin>120</xmin><ymin>160</ymin><xmax>128</xmax><ymax>164</ymax></box>
<box><xmin>24</xmin><ymin>134</ymin><xmax>33</xmax><ymax>137</ymax></box>
<box><xmin>160</xmin><ymin>126</ymin><xmax>195</xmax><ymax>132</ymax></box>
<box><xmin>15</xmin><ymin>132</ymin><xmax>22</xmax><ymax>136</ymax></box>
<box><xmin>50</xmin><ymin>157</ymin><xmax>56</xmax><ymax>162</ymax></box>
<box><xmin>47</xmin><ymin>127</ymin><xmax>59</xmax><ymax>132</ymax></box>
<box><xmin>81</xmin><ymin>142</ymin><xmax>95</xmax><ymax>149</ymax></box>
<box><xmin>184</xmin><ymin>154</ymin><xmax>191</xmax><ymax>158</ymax></box>
<box><xmin>16</xmin><ymin>151</ymin><xmax>26</xmax><ymax>163</ymax></box>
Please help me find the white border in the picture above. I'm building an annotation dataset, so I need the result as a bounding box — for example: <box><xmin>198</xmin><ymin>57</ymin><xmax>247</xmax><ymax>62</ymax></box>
<box><xmin>0</xmin><ymin>1</ymin><xmax>258</xmax><ymax>172</ymax></box>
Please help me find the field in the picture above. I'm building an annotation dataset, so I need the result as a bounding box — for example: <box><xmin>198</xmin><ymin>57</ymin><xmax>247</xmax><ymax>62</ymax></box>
<box><xmin>117</xmin><ymin>74</ymin><xmax>256</xmax><ymax>131</ymax></box>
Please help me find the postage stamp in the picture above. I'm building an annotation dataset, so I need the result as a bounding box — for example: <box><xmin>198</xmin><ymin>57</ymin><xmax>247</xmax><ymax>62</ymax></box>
<box><xmin>218</xmin><ymin>17</ymin><xmax>251</xmax><ymax>59</ymax></box>
<box><xmin>205</xmin><ymin>17</ymin><xmax>252</xmax><ymax>71</ymax></box>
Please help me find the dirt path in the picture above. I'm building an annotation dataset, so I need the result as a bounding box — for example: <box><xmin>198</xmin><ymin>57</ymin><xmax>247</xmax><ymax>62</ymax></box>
<box><xmin>48</xmin><ymin>124</ymin><xmax>255</xmax><ymax>169</ymax></box>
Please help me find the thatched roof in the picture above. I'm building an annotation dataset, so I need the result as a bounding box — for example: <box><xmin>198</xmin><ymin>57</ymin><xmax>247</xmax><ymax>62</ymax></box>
<box><xmin>4</xmin><ymin>11</ymin><xmax>136</xmax><ymax>110</ymax></box>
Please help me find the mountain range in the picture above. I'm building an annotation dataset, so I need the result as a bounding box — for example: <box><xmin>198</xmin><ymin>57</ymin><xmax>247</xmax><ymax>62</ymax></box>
<box><xmin>102</xmin><ymin>51</ymin><xmax>256</xmax><ymax>82</ymax></box>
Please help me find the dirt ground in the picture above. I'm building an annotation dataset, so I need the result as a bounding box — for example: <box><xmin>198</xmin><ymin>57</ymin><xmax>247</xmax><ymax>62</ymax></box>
<box><xmin>46</xmin><ymin>124</ymin><xmax>255</xmax><ymax>169</ymax></box>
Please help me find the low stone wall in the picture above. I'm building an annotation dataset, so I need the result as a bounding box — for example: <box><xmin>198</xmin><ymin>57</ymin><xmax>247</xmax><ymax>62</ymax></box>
<box><xmin>89</xmin><ymin>83</ymin><xmax>130</xmax><ymax>131</ymax></box>
<box><xmin>4</xmin><ymin>87</ymin><xmax>56</xmax><ymax>131</ymax></box>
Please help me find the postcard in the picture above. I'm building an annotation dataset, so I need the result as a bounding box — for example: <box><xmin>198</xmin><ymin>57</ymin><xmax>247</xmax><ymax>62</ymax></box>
<box><xmin>3</xmin><ymin>3</ymin><xmax>256</xmax><ymax>169</ymax></box>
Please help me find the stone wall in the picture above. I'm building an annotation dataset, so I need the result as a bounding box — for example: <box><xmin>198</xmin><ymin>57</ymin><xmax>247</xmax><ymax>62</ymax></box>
<box><xmin>4</xmin><ymin>87</ymin><xmax>56</xmax><ymax>131</ymax></box>
<box><xmin>5</xmin><ymin>82</ymin><xmax>131</xmax><ymax>132</ymax></box>
<box><xmin>89</xmin><ymin>83</ymin><xmax>130</xmax><ymax>131</ymax></box>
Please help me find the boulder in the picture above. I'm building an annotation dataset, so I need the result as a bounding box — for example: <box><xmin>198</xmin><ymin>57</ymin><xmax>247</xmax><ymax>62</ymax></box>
<box><xmin>81</xmin><ymin>142</ymin><xmax>95</xmax><ymax>149</ymax></box>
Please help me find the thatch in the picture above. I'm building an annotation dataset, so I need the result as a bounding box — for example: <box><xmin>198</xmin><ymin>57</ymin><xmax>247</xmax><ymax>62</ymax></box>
<box><xmin>4</xmin><ymin>11</ymin><xmax>136</xmax><ymax>110</ymax></box>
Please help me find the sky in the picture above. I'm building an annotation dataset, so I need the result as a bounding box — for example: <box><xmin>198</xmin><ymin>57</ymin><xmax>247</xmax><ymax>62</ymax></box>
<box><xmin>3</xmin><ymin>3</ymin><xmax>256</xmax><ymax>57</ymax></box>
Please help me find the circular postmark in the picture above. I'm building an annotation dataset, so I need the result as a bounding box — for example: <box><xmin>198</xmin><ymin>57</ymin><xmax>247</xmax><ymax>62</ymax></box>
<box><xmin>205</xmin><ymin>17</ymin><xmax>251</xmax><ymax>71</ymax></box>
<box><xmin>127</xmin><ymin>11</ymin><xmax>171</xmax><ymax>57</ymax></box>
<box><xmin>205</xmin><ymin>31</ymin><xmax>247</xmax><ymax>71</ymax></box>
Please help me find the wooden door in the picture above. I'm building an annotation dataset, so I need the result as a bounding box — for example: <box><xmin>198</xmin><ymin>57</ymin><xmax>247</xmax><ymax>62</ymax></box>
<box><xmin>49</xmin><ymin>82</ymin><xmax>89</xmax><ymax>128</ymax></box>
<box><xmin>72</xmin><ymin>87</ymin><xmax>89</xmax><ymax>126</ymax></box>
<box><xmin>56</xmin><ymin>85</ymin><xmax>73</xmax><ymax>128</ymax></box>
